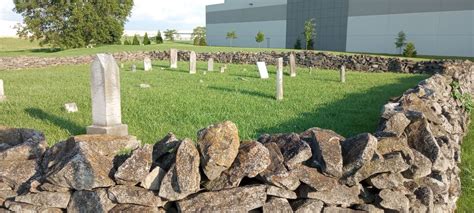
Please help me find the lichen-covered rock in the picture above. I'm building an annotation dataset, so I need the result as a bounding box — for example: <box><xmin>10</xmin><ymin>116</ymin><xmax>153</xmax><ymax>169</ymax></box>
<box><xmin>414</xmin><ymin>186</ymin><xmax>434</xmax><ymax>212</ymax></box>
<box><xmin>368</xmin><ymin>172</ymin><xmax>405</xmax><ymax>189</ymax></box>
<box><xmin>259</xmin><ymin>133</ymin><xmax>312</xmax><ymax>169</ymax></box>
<box><xmin>379</xmin><ymin>189</ymin><xmax>410</xmax><ymax>212</ymax></box>
<box><xmin>323</xmin><ymin>206</ymin><xmax>365</xmax><ymax>213</ymax></box>
<box><xmin>293</xmin><ymin>164</ymin><xmax>338</xmax><ymax>191</ymax></box>
<box><xmin>14</xmin><ymin>191</ymin><xmax>71</xmax><ymax>209</ymax></box>
<box><xmin>198</xmin><ymin>121</ymin><xmax>240</xmax><ymax>180</ymax></box>
<box><xmin>114</xmin><ymin>144</ymin><xmax>153</xmax><ymax>185</ymax></box>
<box><xmin>152</xmin><ymin>133</ymin><xmax>181</xmax><ymax>162</ymax></box>
<box><xmin>266</xmin><ymin>185</ymin><xmax>297</xmax><ymax>199</ymax></box>
<box><xmin>353</xmin><ymin>204</ymin><xmax>384</xmax><ymax>213</ymax></box>
<box><xmin>378</xmin><ymin>112</ymin><xmax>411</xmax><ymax>137</ymax></box>
<box><xmin>376</xmin><ymin>136</ymin><xmax>414</xmax><ymax>160</ymax></box>
<box><xmin>141</xmin><ymin>166</ymin><xmax>166</xmax><ymax>191</ymax></box>
<box><xmin>109</xmin><ymin>204</ymin><xmax>165</xmax><ymax>213</ymax></box>
<box><xmin>403</xmin><ymin>149</ymin><xmax>432</xmax><ymax>179</ymax></box>
<box><xmin>205</xmin><ymin>141</ymin><xmax>270</xmax><ymax>190</ymax></box>
<box><xmin>4</xmin><ymin>200</ymin><xmax>62</xmax><ymax>213</ymax></box>
<box><xmin>177</xmin><ymin>185</ymin><xmax>267</xmax><ymax>212</ymax></box>
<box><xmin>291</xmin><ymin>199</ymin><xmax>324</xmax><ymax>213</ymax></box>
<box><xmin>296</xmin><ymin>184</ymin><xmax>361</xmax><ymax>207</ymax></box>
<box><xmin>259</xmin><ymin>142</ymin><xmax>300</xmax><ymax>190</ymax></box>
<box><xmin>406</xmin><ymin>119</ymin><xmax>440</xmax><ymax>163</ymax></box>
<box><xmin>67</xmin><ymin>189</ymin><xmax>115</xmax><ymax>212</ymax></box>
<box><xmin>308</xmin><ymin>128</ymin><xmax>344</xmax><ymax>177</ymax></box>
<box><xmin>108</xmin><ymin>185</ymin><xmax>166</xmax><ymax>207</ymax></box>
<box><xmin>263</xmin><ymin>197</ymin><xmax>293</xmax><ymax>213</ymax></box>
<box><xmin>0</xmin><ymin>127</ymin><xmax>46</xmax><ymax>161</ymax></box>
<box><xmin>341</xmin><ymin>133</ymin><xmax>378</xmax><ymax>176</ymax></box>
<box><xmin>0</xmin><ymin>160</ymin><xmax>38</xmax><ymax>191</ymax></box>
<box><xmin>159</xmin><ymin>139</ymin><xmax>200</xmax><ymax>201</ymax></box>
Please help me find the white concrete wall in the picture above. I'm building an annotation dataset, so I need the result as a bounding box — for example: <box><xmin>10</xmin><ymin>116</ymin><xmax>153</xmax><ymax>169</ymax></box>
<box><xmin>346</xmin><ymin>10</ymin><xmax>474</xmax><ymax>57</ymax></box>
<box><xmin>207</xmin><ymin>20</ymin><xmax>287</xmax><ymax>48</ymax></box>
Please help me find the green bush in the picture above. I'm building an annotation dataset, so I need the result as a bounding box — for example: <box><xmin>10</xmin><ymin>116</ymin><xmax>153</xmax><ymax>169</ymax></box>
<box><xmin>156</xmin><ymin>31</ymin><xmax>163</xmax><ymax>44</ymax></box>
<box><xmin>294</xmin><ymin>39</ymin><xmax>302</xmax><ymax>49</ymax></box>
<box><xmin>123</xmin><ymin>39</ymin><xmax>131</xmax><ymax>45</ymax></box>
<box><xmin>403</xmin><ymin>42</ymin><xmax>417</xmax><ymax>57</ymax></box>
<box><xmin>132</xmin><ymin>35</ymin><xmax>140</xmax><ymax>45</ymax></box>
<box><xmin>143</xmin><ymin>33</ymin><xmax>151</xmax><ymax>45</ymax></box>
<box><xmin>199</xmin><ymin>37</ymin><xmax>207</xmax><ymax>46</ymax></box>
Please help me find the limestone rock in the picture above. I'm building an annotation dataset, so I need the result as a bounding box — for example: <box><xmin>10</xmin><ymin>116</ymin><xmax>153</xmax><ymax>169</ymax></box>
<box><xmin>414</xmin><ymin>186</ymin><xmax>434</xmax><ymax>212</ymax></box>
<box><xmin>0</xmin><ymin>160</ymin><xmax>38</xmax><ymax>191</ymax></box>
<box><xmin>67</xmin><ymin>189</ymin><xmax>115</xmax><ymax>212</ymax></box>
<box><xmin>152</xmin><ymin>133</ymin><xmax>181</xmax><ymax>162</ymax></box>
<box><xmin>341</xmin><ymin>133</ymin><xmax>378</xmax><ymax>176</ymax></box>
<box><xmin>0</xmin><ymin>127</ymin><xmax>46</xmax><ymax>161</ymax></box>
<box><xmin>38</xmin><ymin>183</ymin><xmax>70</xmax><ymax>193</ymax></box>
<box><xmin>177</xmin><ymin>185</ymin><xmax>267</xmax><ymax>212</ymax></box>
<box><xmin>368</xmin><ymin>172</ymin><xmax>405</xmax><ymax>189</ymax></box>
<box><xmin>296</xmin><ymin>184</ymin><xmax>361</xmax><ymax>207</ymax></box>
<box><xmin>291</xmin><ymin>199</ymin><xmax>324</xmax><ymax>213</ymax></box>
<box><xmin>379</xmin><ymin>189</ymin><xmax>410</xmax><ymax>212</ymax></box>
<box><xmin>267</xmin><ymin>185</ymin><xmax>297</xmax><ymax>199</ymax></box>
<box><xmin>259</xmin><ymin>133</ymin><xmax>312</xmax><ymax>169</ymax></box>
<box><xmin>109</xmin><ymin>204</ymin><xmax>164</xmax><ymax>213</ymax></box>
<box><xmin>293</xmin><ymin>164</ymin><xmax>338</xmax><ymax>191</ymax></box>
<box><xmin>309</xmin><ymin>128</ymin><xmax>344</xmax><ymax>177</ymax></box>
<box><xmin>376</xmin><ymin>136</ymin><xmax>414</xmax><ymax>160</ymax></box>
<box><xmin>259</xmin><ymin>142</ymin><xmax>300</xmax><ymax>190</ymax></box>
<box><xmin>115</xmin><ymin>144</ymin><xmax>153</xmax><ymax>185</ymax></box>
<box><xmin>14</xmin><ymin>191</ymin><xmax>71</xmax><ymax>209</ymax></box>
<box><xmin>141</xmin><ymin>166</ymin><xmax>166</xmax><ymax>191</ymax></box>
<box><xmin>263</xmin><ymin>197</ymin><xmax>293</xmax><ymax>213</ymax></box>
<box><xmin>353</xmin><ymin>204</ymin><xmax>384</xmax><ymax>213</ymax></box>
<box><xmin>108</xmin><ymin>185</ymin><xmax>166</xmax><ymax>207</ymax></box>
<box><xmin>403</xmin><ymin>149</ymin><xmax>432</xmax><ymax>179</ymax></box>
<box><xmin>197</xmin><ymin>121</ymin><xmax>240</xmax><ymax>180</ymax></box>
<box><xmin>323</xmin><ymin>206</ymin><xmax>365</xmax><ymax>213</ymax></box>
<box><xmin>4</xmin><ymin>201</ymin><xmax>62</xmax><ymax>213</ymax></box>
<box><xmin>406</xmin><ymin>119</ymin><xmax>440</xmax><ymax>163</ymax></box>
<box><xmin>205</xmin><ymin>141</ymin><xmax>270</xmax><ymax>190</ymax></box>
<box><xmin>159</xmin><ymin>139</ymin><xmax>200</xmax><ymax>201</ymax></box>
<box><xmin>379</xmin><ymin>112</ymin><xmax>411</xmax><ymax>137</ymax></box>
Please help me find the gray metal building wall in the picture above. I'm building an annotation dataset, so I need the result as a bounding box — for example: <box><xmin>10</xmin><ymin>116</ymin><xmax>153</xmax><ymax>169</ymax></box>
<box><xmin>286</xmin><ymin>0</ymin><xmax>349</xmax><ymax>51</ymax></box>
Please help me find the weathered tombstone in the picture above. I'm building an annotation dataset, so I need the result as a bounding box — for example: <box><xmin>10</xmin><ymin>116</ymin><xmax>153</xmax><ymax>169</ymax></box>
<box><xmin>276</xmin><ymin>58</ymin><xmax>284</xmax><ymax>100</ymax></box>
<box><xmin>208</xmin><ymin>58</ymin><xmax>214</xmax><ymax>71</ymax></box>
<box><xmin>257</xmin><ymin>62</ymin><xmax>269</xmax><ymax>79</ymax></box>
<box><xmin>289</xmin><ymin>53</ymin><xmax>297</xmax><ymax>77</ymax></box>
<box><xmin>140</xmin><ymin>84</ymin><xmax>151</xmax><ymax>88</ymax></box>
<box><xmin>340</xmin><ymin>65</ymin><xmax>346</xmax><ymax>83</ymax></box>
<box><xmin>87</xmin><ymin>54</ymin><xmax>128</xmax><ymax>136</ymax></box>
<box><xmin>131</xmin><ymin>64</ymin><xmax>137</xmax><ymax>72</ymax></box>
<box><xmin>189</xmin><ymin>51</ymin><xmax>197</xmax><ymax>74</ymax></box>
<box><xmin>120</xmin><ymin>63</ymin><xmax>124</xmax><ymax>69</ymax></box>
<box><xmin>309</xmin><ymin>66</ymin><xmax>313</xmax><ymax>75</ymax></box>
<box><xmin>220</xmin><ymin>66</ymin><xmax>225</xmax><ymax>73</ymax></box>
<box><xmin>144</xmin><ymin>57</ymin><xmax>152</xmax><ymax>71</ymax></box>
<box><xmin>0</xmin><ymin>79</ymin><xmax>6</xmax><ymax>101</ymax></box>
<box><xmin>170</xmin><ymin>49</ymin><xmax>178</xmax><ymax>69</ymax></box>
<box><xmin>64</xmin><ymin>103</ymin><xmax>78</xmax><ymax>113</ymax></box>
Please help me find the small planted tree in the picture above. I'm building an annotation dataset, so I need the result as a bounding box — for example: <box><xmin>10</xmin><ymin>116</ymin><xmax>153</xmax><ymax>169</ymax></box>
<box><xmin>199</xmin><ymin>37</ymin><xmax>207</xmax><ymax>46</ymax></box>
<box><xmin>294</xmin><ymin>38</ymin><xmax>302</xmax><ymax>49</ymax></box>
<box><xmin>143</xmin><ymin>33</ymin><xmax>151</xmax><ymax>45</ymax></box>
<box><xmin>255</xmin><ymin>31</ymin><xmax>265</xmax><ymax>48</ymax></box>
<box><xmin>124</xmin><ymin>39</ymin><xmax>131</xmax><ymax>45</ymax></box>
<box><xmin>403</xmin><ymin>42</ymin><xmax>417</xmax><ymax>57</ymax></box>
<box><xmin>192</xmin><ymin>26</ymin><xmax>206</xmax><ymax>46</ymax></box>
<box><xmin>156</xmin><ymin>31</ymin><xmax>163</xmax><ymax>44</ymax></box>
<box><xmin>395</xmin><ymin>31</ymin><xmax>407</xmax><ymax>55</ymax></box>
<box><xmin>226</xmin><ymin>31</ymin><xmax>237</xmax><ymax>47</ymax></box>
<box><xmin>164</xmin><ymin>29</ymin><xmax>177</xmax><ymax>41</ymax></box>
<box><xmin>132</xmin><ymin>35</ymin><xmax>140</xmax><ymax>45</ymax></box>
<box><xmin>304</xmin><ymin>18</ymin><xmax>316</xmax><ymax>50</ymax></box>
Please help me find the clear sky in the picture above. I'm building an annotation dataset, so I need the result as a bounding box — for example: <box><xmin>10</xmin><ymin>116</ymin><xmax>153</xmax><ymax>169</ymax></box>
<box><xmin>0</xmin><ymin>0</ymin><xmax>224</xmax><ymax>36</ymax></box>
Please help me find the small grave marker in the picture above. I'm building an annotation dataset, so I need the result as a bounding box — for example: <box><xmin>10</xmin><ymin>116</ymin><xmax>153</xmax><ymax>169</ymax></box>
<box><xmin>170</xmin><ymin>49</ymin><xmax>178</xmax><ymax>69</ymax></box>
<box><xmin>140</xmin><ymin>84</ymin><xmax>151</xmax><ymax>88</ymax></box>
<box><xmin>220</xmin><ymin>66</ymin><xmax>225</xmax><ymax>73</ymax></box>
<box><xmin>0</xmin><ymin>79</ymin><xmax>6</xmax><ymax>101</ymax></box>
<box><xmin>257</xmin><ymin>62</ymin><xmax>269</xmax><ymax>79</ymax></box>
<box><xmin>144</xmin><ymin>57</ymin><xmax>152</xmax><ymax>71</ymax></box>
<box><xmin>289</xmin><ymin>53</ymin><xmax>297</xmax><ymax>77</ymax></box>
<box><xmin>208</xmin><ymin>58</ymin><xmax>214</xmax><ymax>71</ymax></box>
<box><xmin>131</xmin><ymin>64</ymin><xmax>137</xmax><ymax>72</ymax></box>
<box><xmin>276</xmin><ymin>58</ymin><xmax>284</xmax><ymax>100</ymax></box>
<box><xmin>340</xmin><ymin>65</ymin><xmax>346</xmax><ymax>83</ymax></box>
<box><xmin>64</xmin><ymin>103</ymin><xmax>78</xmax><ymax>113</ymax></box>
<box><xmin>189</xmin><ymin>51</ymin><xmax>197</xmax><ymax>74</ymax></box>
<box><xmin>120</xmin><ymin>63</ymin><xmax>124</xmax><ymax>69</ymax></box>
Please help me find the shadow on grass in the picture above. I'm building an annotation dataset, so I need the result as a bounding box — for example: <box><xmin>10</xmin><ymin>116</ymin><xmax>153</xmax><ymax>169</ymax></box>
<box><xmin>256</xmin><ymin>75</ymin><xmax>426</xmax><ymax>138</ymax></box>
<box><xmin>208</xmin><ymin>86</ymin><xmax>275</xmax><ymax>100</ymax></box>
<box><xmin>230</xmin><ymin>73</ymin><xmax>260</xmax><ymax>79</ymax></box>
<box><xmin>25</xmin><ymin>108</ymin><xmax>85</xmax><ymax>135</ymax></box>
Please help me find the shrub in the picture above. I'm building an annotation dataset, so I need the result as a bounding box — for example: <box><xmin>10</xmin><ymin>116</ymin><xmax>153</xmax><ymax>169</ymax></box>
<box><xmin>255</xmin><ymin>31</ymin><xmax>265</xmax><ymax>48</ymax></box>
<box><xmin>294</xmin><ymin>39</ymin><xmax>302</xmax><ymax>49</ymax></box>
<box><xmin>199</xmin><ymin>37</ymin><xmax>207</xmax><ymax>46</ymax></box>
<box><xmin>132</xmin><ymin>35</ymin><xmax>140</xmax><ymax>45</ymax></box>
<box><xmin>123</xmin><ymin>39</ymin><xmax>131</xmax><ymax>45</ymax></box>
<box><xmin>156</xmin><ymin>31</ymin><xmax>163</xmax><ymax>44</ymax></box>
<box><xmin>307</xmin><ymin>39</ymin><xmax>314</xmax><ymax>50</ymax></box>
<box><xmin>403</xmin><ymin>42</ymin><xmax>417</xmax><ymax>57</ymax></box>
<box><xmin>143</xmin><ymin>33</ymin><xmax>151</xmax><ymax>45</ymax></box>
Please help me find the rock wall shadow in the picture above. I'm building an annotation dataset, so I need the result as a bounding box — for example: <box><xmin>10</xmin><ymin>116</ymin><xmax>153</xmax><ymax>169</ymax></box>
<box><xmin>208</xmin><ymin>86</ymin><xmax>275</xmax><ymax>100</ymax></box>
<box><xmin>256</xmin><ymin>76</ymin><xmax>426</xmax><ymax>138</ymax></box>
<box><xmin>24</xmin><ymin>108</ymin><xmax>85</xmax><ymax>135</ymax></box>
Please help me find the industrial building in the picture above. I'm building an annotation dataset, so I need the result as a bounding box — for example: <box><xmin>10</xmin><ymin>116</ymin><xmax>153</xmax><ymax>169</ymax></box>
<box><xmin>206</xmin><ymin>0</ymin><xmax>474</xmax><ymax>57</ymax></box>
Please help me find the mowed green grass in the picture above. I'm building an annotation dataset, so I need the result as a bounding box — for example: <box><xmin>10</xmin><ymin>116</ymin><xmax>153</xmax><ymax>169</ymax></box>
<box><xmin>0</xmin><ymin>61</ymin><xmax>426</xmax><ymax>144</ymax></box>
<box><xmin>458</xmin><ymin>115</ymin><xmax>474</xmax><ymax>212</ymax></box>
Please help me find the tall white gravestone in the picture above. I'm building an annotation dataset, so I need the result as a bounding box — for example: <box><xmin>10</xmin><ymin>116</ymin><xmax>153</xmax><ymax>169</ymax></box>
<box><xmin>87</xmin><ymin>54</ymin><xmax>128</xmax><ymax>136</ymax></box>
<box><xmin>144</xmin><ymin>57</ymin><xmax>152</xmax><ymax>71</ymax></box>
<box><xmin>276</xmin><ymin>58</ymin><xmax>284</xmax><ymax>100</ymax></box>
<box><xmin>340</xmin><ymin>65</ymin><xmax>346</xmax><ymax>83</ymax></box>
<box><xmin>257</xmin><ymin>62</ymin><xmax>269</xmax><ymax>79</ymax></box>
<box><xmin>208</xmin><ymin>58</ymin><xmax>214</xmax><ymax>71</ymax></box>
<box><xmin>189</xmin><ymin>51</ymin><xmax>197</xmax><ymax>74</ymax></box>
<box><xmin>170</xmin><ymin>49</ymin><xmax>178</xmax><ymax>69</ymax></box>
<box><xmin>289</xmin><ymin>53</ymin><xmax>297</xmax><ymax>77</ymax></box>
<box><xmin>0</xmin><ymin>79</ymin><xmax>5</xmax><ymax>101</ymax></box>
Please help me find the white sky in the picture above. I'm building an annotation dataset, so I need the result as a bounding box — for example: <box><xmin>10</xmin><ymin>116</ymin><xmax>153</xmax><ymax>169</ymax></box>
<box><xmin>0</xmin><ymin>0</ymin><xmax>224</xmax><ymax>36</ymax></box>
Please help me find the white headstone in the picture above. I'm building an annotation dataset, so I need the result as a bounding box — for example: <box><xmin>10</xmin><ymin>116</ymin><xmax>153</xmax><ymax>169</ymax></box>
<box><xmin>0</xmin><ymin>79</ymin><xmax>6</xmax><ymax>101</ymax></box>
<box><xmin>87</xmin><ymin>54</ymin><xmax>128</xmax><ymax>136</ymax></box>
<box><xmin>189</xmin><ymin>51</ymin><xmax>197</xmax><ymax>74</ymax></box>
<box><xmin>340</xmin><ymin>65</ymin><xmax>346</xmax><ymax>83</ymax></box>
<box><xmin>220</xmin><ymin>66</ymin><xmax>225</xmax><ymax>73</ymax></box>
<box><xmin>276</xmin><ymin>58</ymin><xmax>284</xmax><ymax>100</ymax></box>
<box><xmin>131</xmin><ymin>64</ymin><xmax>137</xmax><ymax>72</ymax></box>
<box><xmin>64</xmin><ymin>103</ymin><xmax>78</xmax><ymax>113</ymax></box>
<box><xmin>170</xmin><ymin>49</ymin><xmax>178</xmax><ymax>69</ymax></box>
<box><xmin>144</xmin><ymin>57</ymin><xmax>152</xmax><ymax>71</ymax></box>
<box><xmin>257</xmin><ymin>62</ymin><xmax>269</xmax><ymax>79</ymax></box>
<box><xmin>289</xmin><ymin>53</ymin><xmax>297</xmax><ymax>77</ymax></box>
<box><xmin>208</xmin><ymin>58</ymin><xmax>214</xmax><ymax>71</ymax></box>
<box><xmin>120</xmin><ymin>63</ymin><xmax>124</xmax><ymax>69</ymax></box>
<box><xmin>140</xmin><ymin>84</ymin><xmax>151</xmax><ymax>88</ymax></box>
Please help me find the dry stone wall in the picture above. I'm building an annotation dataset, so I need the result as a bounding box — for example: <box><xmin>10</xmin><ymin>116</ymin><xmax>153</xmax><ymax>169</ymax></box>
<box><xmin>0</xmin><ymin>50</ymin><xmax>454</xmax><ymax>74</ymax></box>
<box><xmin>0</xmin><ymin>61</ymin><xmax>472</xmax><ymax>212</ymax></box>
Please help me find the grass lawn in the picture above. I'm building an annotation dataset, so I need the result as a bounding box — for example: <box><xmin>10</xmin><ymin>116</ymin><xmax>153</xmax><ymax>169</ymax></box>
<box><xmin>458</xmin><ymin>115</ymin><xmax>474</xmax><ymax>212</ymax></box>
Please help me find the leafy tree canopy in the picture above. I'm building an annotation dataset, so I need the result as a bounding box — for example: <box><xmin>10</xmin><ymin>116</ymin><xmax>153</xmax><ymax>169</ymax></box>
<box><xmin>164</xmin><ymin>29</ymin><xmax>177</xmax><ymax>41</ymax></box>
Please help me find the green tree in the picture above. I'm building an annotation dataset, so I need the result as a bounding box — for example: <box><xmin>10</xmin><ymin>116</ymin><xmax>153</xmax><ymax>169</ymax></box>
<box><xmin>395</xmin><ymin>31</ymin><xmax>407</xmax><ymax>55</ymax></box>
<box><xmin>124</xmin><ymin>39</ymin><xmax>131</xmax><ymax>45</ymax></box>
<box><xmin>199</xmin><ymin>37</ymin><xmax>207</xmax><ymax>46</ymax></box>
<box><xmin>13</xmin><ymin>0</ymin><xmax>134</xmax><ymax>49</ymax></box>
<box><xmin>294</xmin><ymin>38</ymin><xmax>302</xmax><ymax>49</ymax></box>
<box><xmin>156</xmin><ymin>31</ymin><xmax>163</xmax><ymax>44</ymax></box>
<box><xmin>164</xmin><ymin>29</ymin><xmax>177</xmax><ymax>41</ymax></box>
<box><xmin>143</xmin><ymin>33</ymin><xmax>151</xmax><ymax>45</ymax></box>
<box><xmin>403</xmin><ymin>42</ymin><xmax>417</xmax><ymax>57</ymax></box>
<box><xmin>132</xmin><ymin>35</ymin><xmax>140</xmax><ymax>45</ymax></box>
<box><xmin>255</xmin><ymin>31</ymin><xmax>265</xmax><ymax>48</ymax></box>
<box><xmin>304</xmin><ymin>18</ymin><xmax>316</xmax><ymax>50</ymax></box>
<box><xmin>226</xmin><ymin>31</ymin><xmax>237</xmax><ymax>47</ymax></box>
<box><xmin>192</xmin><ymin>26</ymin><xmax>206</xmax><ymax>46</ymax></box>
